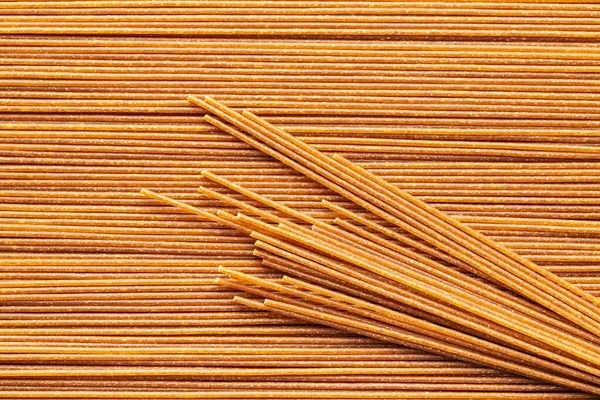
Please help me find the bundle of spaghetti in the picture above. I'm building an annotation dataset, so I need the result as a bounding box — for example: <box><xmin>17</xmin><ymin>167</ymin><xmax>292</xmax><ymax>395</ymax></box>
<box><xmin>191</xmin><ymin>96</ymin><xmax>600</xmax><ymax>329</ymax></box>
<box><xmin>139</xmin><ymin>181</ymin><xmax>600</xmax><ymax>394</ymax></box>
<box><xmin>135</xmin><ymin>97</ymin><xmax>600</xmax><ymax>393</ymax></box>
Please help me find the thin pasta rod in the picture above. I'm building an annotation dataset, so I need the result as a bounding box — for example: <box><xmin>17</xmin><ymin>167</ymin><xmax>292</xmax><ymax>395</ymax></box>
<box><xmin>9</xmin><ymin>82</ymin><xmax>600</xmax><ymax>95</ymax></box>
<box><xmin>0</xmin><ymin>272</ymin><xmax>259</xmax><ymax>280</ymax></box>
<box><xmin>13</xmin><ymin>64</ymin><xmax>600</xmax><ymax>75</ymax></box>
<box><xmin>9</xmin><ymin>14</ymin><xmax>600</xmax><ymax>23</ymax></box>
<box><xmin>10</xmin><ymin>57</ymin><xmax>600</xmax><ymax>71</ymax></box>
<box><xmin>0</xmin><ymin>365</ymin><xmax>500</xmax><ymax>377</ymax></box>
<box><xmin>0</xmin><ymin>326</ymin><xmax>339</xmax><ymax>336</ymax></box>
<box><xmin>0</xmin><ymin>357</ymin><xmax>459</xmax><ymax>368</ymax></box>
<box><xmin>382</xmin><ymin>176</ymin><xmax>600</xmax><ymax>184</ymax></box>
<box><xmin>364</xmin><ymin>162</ymin><xmax>600</xmax><ymax>169</ymax></box>
<box><xmin>418</xmin><ymin>197</ymin><xmax>600</xmax><ymax>205</ymax></box>
<box><xmin>0</xmin><ymin>349</ymin><xmax>455</xmax><ymax>362</ymax></box>
<box><xmin>9</xmin><ymin>74</ymin><xmax>600</xmax><ymax>89</ymax></box>
<box><xmin>0</xmin><ymin>270</ymin><xmax>255</xmax><ymax>278</ymax></box>
<box><xmin>0</xmin><ymin>297</ymin><xmax>239</xmax><ymax>305</ymax></box>
<box><xmin>6</xmin><ymin>110</ymin><xmax>600</xmax><ymax>125</ymax></box>
<box><xmin>7</xmin><ymin>120</ymin><xmax>600</xmax><ymax>133</ymax></box>
<box><xmin>0</xmin><ymin>381</ymin><xmax>549</xmax><ymax>390</ymax></box>
<box><xmin>4</xmin><ymin>296</ymin><xmax>246</xmax><ymax>302</ymax></box>
<box><xmin>1</xmin><ymin>205</ymin><xmax>600</xmax><ymax>222</ymax></box>
<box><xmin>10</xmin><ymin>184</ymin><xmax>600</xmax><ymax>199</ymax></box>
<box><xmin>0</xmin><ymin>389</ymin><xmax>591</xmax><ymax>399</ymax></box>
<box><xmin>5</xmin><ymin>109</ymin><xmax>600</xmax><ymax>124</ymax></box>
<box><xmin>0</xmin><ymin>380</ymin><xmax>563</xmax><ymax>391</ymax></box>
<box><xmin>5</xmin><ymin>86</ymin><xmax>599</xmax><ymax>104</ymax></box>
<box><xmin>6</xmin><ymin>14</ymin><xmax>600</xmax><ymax>23</ymax></box>
<box><xmin>0</xmin><ymin>258</ymin><xmax>257</xmax><ymax>266</ymax></box>
<box><xmin>0</xmin><ymin>337</ymin><xmax>386</xmax><ymax>346</ymax></box>
<box><xmin>0</xmin><ymin>290</ymin><xmax>240</xmax><ymax>299</ymax></box>
<box><xmin>14</xmin><ymin>22</ymin><xmax>600</xmax><ymax>30</ymax></box>
<box><xmin>12</xmin><ymin>86</ymin><xmax>600</xmax><ymax>106</ymax></box>
<box><xmin>5</xmin><ymin>166</ymin><xmax>600</xmax><ymax>179</ymax></box>
<box><xmin>0</xmin><ymin>345</ymin><xmax>424</xmax><ymax>355</ymax></box>
<box><xmin>10</xmin><ymin>177</ymin><xmax>600</xmax><ymax>196</ymax></box>
<box><xmin>456</xmin><ymin>216</ymin><xmax>600</xmax><ymax>227</ymax></box>
<box><xmin>0</xmin><ymin>224</ymin><xmax>248</xmax><ymax>236</ymax></box>
<box><xmin>4</xmin><ymin>136</ymin><xmax>600</xmax><ymax>155</ymax></box>
<box><xmin>456</xmin><ymin>224</ymin><xmax>600</xmax><ymax>235</ymax></box>
<box><xmin>0</xmin><ymin>238</ymin><xmax>255</xmax><ymax>251</ymax></box>
<box><xmin>0</xmin><ymin>306</ymin><xmax>255</xmax><ymax>313</ymax></box>
<box><xmin>0</xmin><ymin>319</ymin><xmax>295</xmax><ymax>328</ymax></box>
<box><xmin>5</xmin><ymin>5</ymin><xmax>600</xmax><ymax>17</ymax></box>
<box><xmin>197</xmin><ymin>96</ymin><xmax>600</xmax><ymax>332</ymax></box>
<box><xmin>5</xmin><ymin>127</ymin><xmax>600</xmax><ymax>140</ymax></box>
<box><xmin>0</xmin><ymin>293</ymin><xmax>245</xmax><ymax>302</ymax></box>
<box><xmin>0</xmin><ymin>278</ymin><xmax>220</xmax><ymax>288</ymax></box>
<box><xmin>7</xmin><ymin>70</ymin><xmax>600</xmax><ymax>90</ymax></box>
<box><xmin>2</xmin><ymin>117</ymin><xmax>592</xmax><ymax>132</ymax></box>
<box><xmin>0</xmin><ymin>144</ymin><xmax>256</xmax><ymax>154</ymax></box>
<box><xmin>2</xmin><ymin>38</ymin><xmax>599</xmax><ymax>54</ymax></box>
<box><xmin>0</xmin><ymin>292</ymin><xmax>246</xmax><ymax>302</ymax></box>
<box><xmin>4</xmin><ymin>199</ymin><xmax>600</xmax><ymax>213</ymax></box>
<box><xmin>0</xmin><ymin>231</ymin><xmax>253</xmax><ymax>243</ymax></box>
<box><xmin>0</xmin><ymin>344</ymin><xmax>390</xmax><ymax>350</ymax></box>
<box><xmin>8</xmin><ymin>1</ymin><xmax>600</xmax><ymax>10</ymax></box>
<box><xmin>9</xmin><ymin>84</ymin><xmax>600</xmax><ymax>100</ymax></box>
<box><xmin>7</xmin><ymin>184</ymin><xmax>600</xmax><ymax>198</ymax></box>
<box><xmin>5</xmin><ymin>169</ymin><xmax>600</xmax><ymax>183</ymax></box>
<box><xmin>3</xmin><ymin>7</ymin><xmax>600</xmax><ymax>18</ymax></box>
<box><xmin>0</xmin><ymin>279</ymin><xmax>241</xmax><ymax>288</ymax></box>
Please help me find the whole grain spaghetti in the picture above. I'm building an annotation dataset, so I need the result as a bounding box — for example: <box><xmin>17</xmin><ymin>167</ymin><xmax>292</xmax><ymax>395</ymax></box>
<box><xmin>2</xmin><ymin>1</ymin><xmax>600</xmax><ymax>398</ymax></box>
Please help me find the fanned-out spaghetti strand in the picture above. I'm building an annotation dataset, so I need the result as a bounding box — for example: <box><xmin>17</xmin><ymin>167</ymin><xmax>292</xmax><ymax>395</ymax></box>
<box><xmin>190</xmin><ymin>96</ymin><xmax>600</xmax><ymax>334</ymax></box>
<box><xmin>140</xmin><ymin>185</ymin><xmax>600</xmax><ymax>390</ymax></box>
<box><xmin>217</xmin><ymin>268</ymin><xmax>600</xmax><ymax>392</ymax></box>
<box><xmin>222</xmin><ymin>273</ymin><xmax>599</xmax><ymax>392</ymax></box>
<box><xmin>241</xmin><ymin>214</ymin><xmax>600</xmax><ymax>375</ymax></box>
<box><xmin>196</xmin><ymin>170</ymin><xmax>600</xmax><ymax>345</ymax></box>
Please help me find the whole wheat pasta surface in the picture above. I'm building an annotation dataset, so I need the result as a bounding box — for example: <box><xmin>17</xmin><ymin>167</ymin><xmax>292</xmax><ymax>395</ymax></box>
<box><xmin>2</xmin><ymin>0</ymin><xmax>600</xmax><ymax>398</ymax></box>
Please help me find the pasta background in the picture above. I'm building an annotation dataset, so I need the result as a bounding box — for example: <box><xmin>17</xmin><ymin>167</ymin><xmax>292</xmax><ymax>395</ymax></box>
<box><xmin>1</xmin><ymin>1</ymin><xmax>600</xmax><ymax>398</ymax></box>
